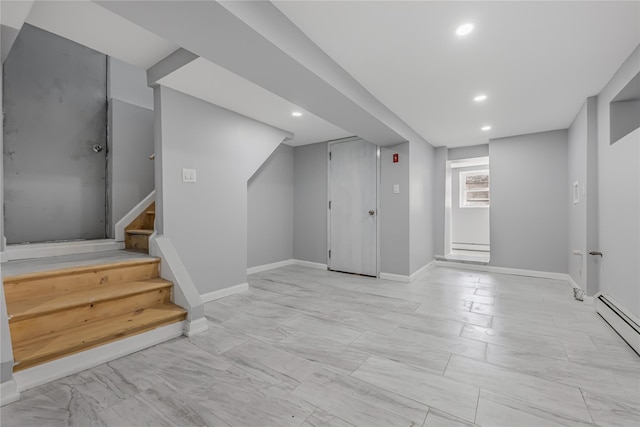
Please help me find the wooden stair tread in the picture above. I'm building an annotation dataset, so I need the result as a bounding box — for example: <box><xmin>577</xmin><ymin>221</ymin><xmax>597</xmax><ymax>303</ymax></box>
<box><xmin>13</xmin><ymin>303</ymin><xmax>186</xmax><ymax>370</ymax></box>
<box><xmin>7</xmin><ymin>278</ymin><xmax>172</xmax><ymax>322</ymax></box>
<box><xmin>126</xmin><ymin>229</ymin><xmax>153</xmax><ymax>235</ymax></box>
<box><xmin>3</xmin><ymin>258</ymin><xmax>160</xmax><ymax>285</ymax></box>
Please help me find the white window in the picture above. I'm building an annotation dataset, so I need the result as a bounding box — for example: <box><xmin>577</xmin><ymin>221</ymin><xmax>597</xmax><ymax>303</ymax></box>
<box><xmin>460</xmin><ymin>170</ymin><xmax>489</xmax><ymax>207</ymax></box>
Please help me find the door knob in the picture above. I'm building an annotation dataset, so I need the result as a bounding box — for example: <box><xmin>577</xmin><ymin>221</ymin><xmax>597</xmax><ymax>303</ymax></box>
<box><xmin>92</xmin><ymin>144</ymin><xmax>103</xmax><ymax>153</ymax></box>
<box><xmin>369</xmin><ymin>209</ymin><xmax>375</xmax><ymax>216</ymax></box>
<box><xmin>588</xmin><ymin>251</ymin><xmax>603</xmax><ymax>257</ymax></box>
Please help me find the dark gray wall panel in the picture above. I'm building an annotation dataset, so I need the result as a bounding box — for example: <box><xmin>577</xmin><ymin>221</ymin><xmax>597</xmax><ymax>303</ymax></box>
<box><xmin>3</xmin><ymin>24</ymin><xmax>107</xmax><ymax>243</ymax></box>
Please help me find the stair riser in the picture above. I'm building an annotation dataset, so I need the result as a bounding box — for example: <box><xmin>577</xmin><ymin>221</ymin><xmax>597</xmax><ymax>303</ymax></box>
<box><xmin>13</xmin><ymin>315</ymin><xmax>185</xmax><ymax>372</ymax></box>
<box><xmin>9</xmin><ymin>288</ymin><xmax>172</xmax><ymax>344</ymax></box>
<box><xmin>126</xmin><ymin>234</ymin><xmax>150</xmax><ymax>252</ymax></box>
<box><xmin>3</xmin><ymin>262</ymin><xmax>160</xmax><ymax>301</ymax></box>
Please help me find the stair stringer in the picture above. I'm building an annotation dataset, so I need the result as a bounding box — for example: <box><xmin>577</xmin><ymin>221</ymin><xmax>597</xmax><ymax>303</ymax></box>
<box><xmin>149</xmin><ymin>235</ymin><xmax>208</xmax><ymax>337</ymax></box>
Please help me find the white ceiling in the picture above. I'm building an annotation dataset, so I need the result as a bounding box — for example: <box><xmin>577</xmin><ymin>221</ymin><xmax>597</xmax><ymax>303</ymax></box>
<box><xmin>14</xmin><ymin>1</ymin><xmax>640</xmax><ymax>148</ymax></box>
<box><xmin>25</xmin><ymin>0</ymin><xmax>177</xmax><ymax>69</ymax></box>
<box><xmin>274</xmin><ymin>1</ymin><xmax>640</xmax><ymax>147</ymax></box>
<box><xmin>157</xmin><ymin>58</ymin><xmax>353</xmax><ymax>146</ymax></box>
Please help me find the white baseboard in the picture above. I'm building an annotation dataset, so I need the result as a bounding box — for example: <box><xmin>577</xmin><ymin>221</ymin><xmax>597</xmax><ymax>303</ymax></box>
<box><xmin>182</xmin><ymin>317</ymin><xmax>209</xmax><ymax>337</ymax></box>
<box><xmin>380</xmin><ymin>272</ymin><xmax>411</xmax><ymax>283</ymax></box>
<box><xmin>247</xmin><ymin>259</ymin><xmax>295</xmax><ymax>275</ymax></box>
<box><xmin>567</xmin><ymin>275</ymin><xmax>595</xmax><ymax>306</ymax></box>
<box><xmin>293</xmin><ymin>259</ymin><xmax>328</xmax><ymax>270</ymax></box>
<box><xmin>433</xmin><ymin>260</ymin><xmax>568</xmax><ymax>281</ymax></box>
<box><xmin>596</xmin><ymin>294</ymin><xmax>640</xmax><ymax>355</ymax></box>
<box><xmin>201</xmin><ymin>283</ymin><xmax>249</xmax><ymax>303</ymax></box>
<box><xmin>2</xmin><ymin>239</ymin><xmax>125</xmax><ymax>262</ymax></box>
<box><xmin>410</xmin><ymin>261</ymin><xmax>434</xmax><ymax>281</ymax></box>
<box><xmin>13</xmin><ymin>322</ymin><xmax>184</xmax><ymax>393</ymax></box>
<box><xmin>0</xmin><ymin>379</ymin><xmax>20</xmax><ymax>406</ymax></box>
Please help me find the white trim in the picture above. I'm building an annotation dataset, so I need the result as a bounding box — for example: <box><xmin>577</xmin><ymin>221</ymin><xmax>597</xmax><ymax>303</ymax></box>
<box><xmin>201</xmin><ymin>283</ymin><xmax>249</xmax><ymax>303</ymax></box>
<box><xmin>595</xmin><ymin>294</ymin><xmax>640</xmax><ymax>355</ymax></box>
<box><xmin>2</xmin><ymin>239</ymin><xmax>124</xmax><ymax>262</ymax></box>
<box><xmin>433</xmin><ymin>260</ymin><xmax>569</xmax><ymax>281</ymax></box>
<box><xmin>293</xmin><ymin>259</ymin><xmax>328</xmax><ymax>270</ymax></box>
<box><xmin>380</xmin><ymin>272</ymin><xmax>411</xmax><ymax>283</ymax></box>
<box><xmin>410</xmin><ymin>261</ymin><xmax>433</xmax><ymax>281</ymax></box>
<box><xmin>115</xmin><ymin>190</ymin><xmax>155</xmax><ymax>242</ymax></box>
<box><xmin>0</xmin><ymin>379</ymin><xmax>20</xmax><ymax>406</ymax></box>
<box><xmin>13</xmin><ymin>322</ymin><xmax>183</xmax><ymax>393</ymax></box>
<box><xmin>247</xmin><ymin>259</ymin><xmax>295</xmax><ymax>275</ymax></box>
<box><xmin>182</xmin><ymin>317</ymin><xmax>209</xmax><ymax>337</ymax></box>
<box><xmin>567</xmin><ymin>275</ymin><xmax>594</xmax><ymax>306</ymax></box>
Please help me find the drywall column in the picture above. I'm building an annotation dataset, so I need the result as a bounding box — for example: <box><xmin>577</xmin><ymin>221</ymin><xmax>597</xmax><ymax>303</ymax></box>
<box><xmin>489</xmin><ymin>130</ymin><xmax>568</xmax><ymax>273</ymax></box>
<box><xmin>380</xmin><ymin>143</ymin><xmax>410</xmax><ymax>277</ymax></box>
<box><xmin>157</xmin><ymin>86</ymin><xmax>290</xmax><ymax>295</ymax></box>
<box><xmin>433</xmin><ymin>147</ymin><xmax>447</xmax><ymax>258</ymax></box>
<box><xmin>293</xmin><ymin>142</ymin><xmax>329</xmax><ymax>265</ymax></box>
<box><xmin>567</xmin><ymin>98</ymin><xmax>599</xmax><ymax>293</ymax></box>
<box><xmin>409</xmin><ymin>139</ymin><xmax>435</xmax><ymax>275</ymax></box>
<box><xmin>596</xmin><ymin>45</ymin><xmax>640</xmax><ymax>318</ymax></box>
<box><xmin>248</xmin><ymin>144</ymin><xmax>294</xmax><ymax>268</ymax></box>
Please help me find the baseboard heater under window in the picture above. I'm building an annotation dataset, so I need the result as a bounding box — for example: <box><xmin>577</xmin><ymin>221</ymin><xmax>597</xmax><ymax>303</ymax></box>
<box><xmin>595</xmin><ymin>295</ymin><xmax>640</xmax><ymax>356</ymax></box>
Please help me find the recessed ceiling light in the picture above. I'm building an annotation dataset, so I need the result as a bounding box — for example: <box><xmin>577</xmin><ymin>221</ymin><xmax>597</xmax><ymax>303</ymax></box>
<box><xmin>474</xmin><ymin>94</ymin><xmax>487</xmax><ymax>102</ymax></box>
<box><xmin>456</xmin><ymin>23</ymin><xmax>474</xmax><ymax>36</ymax></box>
<box><xmin>292</xmin><ymin>112</ymin><xmax>302</xmax><ymax>117</ymax></box>
<box><xmin>481</xmin><ymin>125</ymin><xmax>492</xmax><ymax>131</ymax></box>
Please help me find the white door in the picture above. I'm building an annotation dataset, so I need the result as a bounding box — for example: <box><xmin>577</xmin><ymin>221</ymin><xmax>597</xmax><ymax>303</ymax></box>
<box><xmin>329</xmin><ymin>139</ymin><xmax>378</xmax><ymax>276</ymax></box>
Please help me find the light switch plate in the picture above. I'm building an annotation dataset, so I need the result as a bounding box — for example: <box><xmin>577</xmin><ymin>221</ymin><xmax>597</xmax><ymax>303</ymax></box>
<box><xmin>183</xmin><ymin>168</ymin><xmax>196</xmax><ymax>183</ymax></box>
<box><xmin>393</xmin><ymin>184</ymin><xmax>400</xmax><ymax>194</ymax></box>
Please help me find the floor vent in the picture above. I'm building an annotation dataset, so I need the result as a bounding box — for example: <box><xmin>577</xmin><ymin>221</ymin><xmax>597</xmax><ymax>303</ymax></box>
<box><xmin>595</xmin><ymin>295</ymin><xmax>640</xmax><ymax>356</ymax></box>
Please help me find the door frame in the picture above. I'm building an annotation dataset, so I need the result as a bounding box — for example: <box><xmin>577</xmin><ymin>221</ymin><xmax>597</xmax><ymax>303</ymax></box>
<box><xmin>326</xmin><ymin>137</ymin><xmax>381</xmax><ymax>277</ymax></box>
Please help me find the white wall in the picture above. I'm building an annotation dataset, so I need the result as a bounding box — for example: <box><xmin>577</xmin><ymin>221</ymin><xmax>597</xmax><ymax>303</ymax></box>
<box><xmin>451</xmin><ymin>165</ymin><xmax>490</xmax><ymax>247</ymax></box>
<box><xmin>448</xmin><ymin>145</ymin><xmax>489</xmax><ymax>161</ymax></box>
<box><xmin>157</xmin><ymin>86</ymin><xmax>289</xmax><ymax>294</ymax></box>
<box><xmin>293</xmin><ymin>141</ymin><xmax>328</xmax><ymax>265</ymax></box>
<box><xmin>596</xmin><ymin>45</ymin><xmax>640</xmax><ymax>318</ymax></box>
<box><xmin>489</xmin><ymin>130</ymin><xmax>568</xmax><ymax>273</ymax></box>
<box><xmin>409</xmin><ymin>139</ymin><xmax>435</xmax><ymax>274</ymax></box>
<box><xmin>248</xmin><ymin>144</ymin><xmax>294</xmax><ymax>268</ymax></box>
<box><xmin>380</xmin><ymin>142</ymin><xmax>410</xmax><ymax>276</ymax></box>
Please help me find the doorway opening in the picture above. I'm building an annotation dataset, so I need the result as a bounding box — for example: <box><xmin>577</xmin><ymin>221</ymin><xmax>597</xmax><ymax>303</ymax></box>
<box><xmin>445</xmin><ymin>156</ymin><xmax>490</xmax><ymax>263</ymax></box>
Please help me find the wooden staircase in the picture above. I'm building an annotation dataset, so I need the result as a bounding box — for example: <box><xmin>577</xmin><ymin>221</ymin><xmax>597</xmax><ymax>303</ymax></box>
<box><xmin>125</xmin><ymin>202</ymin><xmax>155</xmax><ymax>253</ymax></box>
<box><xmin>4</xmin><ymin>255</ymin><xmax>186</xmax><ymax>372</ymax></box>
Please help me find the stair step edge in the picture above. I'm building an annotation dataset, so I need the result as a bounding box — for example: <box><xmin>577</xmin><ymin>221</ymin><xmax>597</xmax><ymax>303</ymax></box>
<box><xmin>8</xmin><ymin>279</ymin><xmax>174</xmax><ymax>322</ymax></box>
<box><xmin>13</xmin><ymin>304</ymin><xmax>186</xmax><ymax>368</ymax></box>
<box><xmin>126</xmin><ymin>229</ymin><xmax>153</xmax><ymax>235</ymax></box>
<box><xmin>3</xmin><ymin>258</ymin><xmax>160</xmax><ymax>284</ymax></box>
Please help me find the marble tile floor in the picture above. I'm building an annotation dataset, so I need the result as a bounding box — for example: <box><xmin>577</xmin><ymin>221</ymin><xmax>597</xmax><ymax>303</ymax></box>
<box><xmin>2</xmin><ymin>265</ymin><xmax>639</xmax><ymax>427</ymax></box>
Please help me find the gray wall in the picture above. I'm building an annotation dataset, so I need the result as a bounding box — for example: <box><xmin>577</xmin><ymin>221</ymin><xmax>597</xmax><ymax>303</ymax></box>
<box><xmin>409</xmin><ymin>139</ymin><xmax>435</xmax><ymax>274</ymax></box>
<box><xmin>293</xmin><ymin>142</ymin><xmax>328</xmax><ymax>264</ymax></box>
<box><xmin>107</xmin><ymin>59</ymin><xmax>155</xmax><ymax>236</ymax></box>
<box><xmin>108</xmin><ymin>58</ymin><xmax>154</xmax><ymax>110</ymax></box>
<box><xmin>107</xmin><ymin>100</ymin><xmax>155</xmax><ymax>237</ymax></box>
<box><xmin>448</xmin><ymin>144</ymin><xmax>489</xmax><ymax>161</ymax></box>
<box><xmin>248</xmin><ymin>144</ymin><xmax>294</xmax><ymax>268</ymax></box>
<box><xmin>452</xmin><ymin>165</ymin><xmax>490</xmax><ymax>246</ymax></box>
<box><xmin>596</xmin><ymin>45</ymin><xmax>640</xmax><ymax>318</ymax></box>
<box><xmin>380</xmin><ymin>142</ymin><xmax>410</xmax><ymax>276</ymax></box>
<box><xmin>157</xmin><ymin>86</ymin><xmax>288</xmax><ymax>294</ymax></box>
<box><xmin>489</xmin><ymin>130</ymin><xmax>568</xmax><ymax>273</ymax></box>
<box><xmin>432</xmin><ymin>147</ymin><xmax>447</xmax><ymax>257</ymax></box>
<box><xmin>3</xmin><ymin>24</ymin><xmax>107</xmax><ymax>244</ymax></box>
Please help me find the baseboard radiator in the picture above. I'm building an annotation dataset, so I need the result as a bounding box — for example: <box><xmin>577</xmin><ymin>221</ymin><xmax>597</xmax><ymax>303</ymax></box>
<box><xmin>595</xmin><ymin>295</ymin><xmax>640</xmax><ymax>355</ymax></box>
